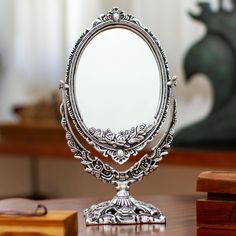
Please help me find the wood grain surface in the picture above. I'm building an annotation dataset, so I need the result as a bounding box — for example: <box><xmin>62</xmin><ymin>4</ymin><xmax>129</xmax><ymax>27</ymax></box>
<box><xmin>41</xmin><ymin>195</ymin><xmax>197</xmax><ymax>236</ymax></box>
<box><xmin>196</xmin><ymin>171</ymin><xmax>236</xmax><ymax>232</ymax></box>
<box><xmin>197</xmin><ymin>199</ymin><xmax>236</xmax><ymax>230</ymax></box>
<box><xmin>197</xmin><ymin>171</ymin><xmax>236</xmax><ymax>194</ymax></box>
<box><xmin>0</xmin><ymin>211</ymin><xmax>78</xmax><ymax>236</ymax></box>
<box><xmin>0</xmin><ymin>195</ymin><xmax>232</xmax><ymax>235</ymax></box>
<box><xmin>197</xmin><ymin>228</ymin><xmax>236</xmax><ymax>236</ymax></box>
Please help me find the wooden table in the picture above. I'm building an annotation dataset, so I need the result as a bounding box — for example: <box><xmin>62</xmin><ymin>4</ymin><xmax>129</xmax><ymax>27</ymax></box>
<box><xmin>40</xmin><ymin>195</ymin><xmax>235</xmax><ymax>236</ymax></box>
<box><xmin>41</xmin><ymin>195</ymin><xmax>197</xmax><ymax>236</ymax></box>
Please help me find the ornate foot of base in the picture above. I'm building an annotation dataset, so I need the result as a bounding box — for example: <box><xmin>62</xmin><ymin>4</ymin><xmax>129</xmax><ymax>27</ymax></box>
<box><xmin>84</xmin><ymin>194</ymin><xmax>166</xmax><ymax>225</ymax></box>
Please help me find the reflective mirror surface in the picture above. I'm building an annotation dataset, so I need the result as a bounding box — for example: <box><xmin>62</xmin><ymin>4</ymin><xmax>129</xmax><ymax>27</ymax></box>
<box><xmin>75</xmin><ymin>28</ymin><xmax>161</xmax><ymax>133</ymax></box>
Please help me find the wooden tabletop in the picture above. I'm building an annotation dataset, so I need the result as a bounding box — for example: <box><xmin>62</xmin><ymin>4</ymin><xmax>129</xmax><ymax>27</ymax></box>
<box><xmin>41</xmin><ymin>195</ymin><xmax>236</xmax><ymax>236</ymax></box>
<box><xmin>41</xmin><ymin>195</ymin><xmax>197</xmax><ymax>236</ymax></box>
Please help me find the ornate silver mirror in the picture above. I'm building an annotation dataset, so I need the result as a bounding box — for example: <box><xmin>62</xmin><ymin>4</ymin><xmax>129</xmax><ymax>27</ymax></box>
<box><xmin>60</xmin><ymin>7</ymin><xmax>176</xmax><ymax>225</ymax></box>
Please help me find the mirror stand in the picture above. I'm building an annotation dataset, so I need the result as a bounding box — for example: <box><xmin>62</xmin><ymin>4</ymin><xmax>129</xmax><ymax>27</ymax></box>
<box><xmin>82</xmin><ymin>98</ymin><xmax>176</xmax><ymax>225</ymax></box>
<box><xmin>84</xmin><ymin>181</ymin><xmax>165</xmax><ymax>224</ymax></box>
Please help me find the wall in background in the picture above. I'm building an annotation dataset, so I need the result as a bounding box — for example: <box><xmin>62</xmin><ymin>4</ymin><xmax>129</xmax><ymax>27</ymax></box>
<box><xmin>1</xmin><ymin>155</ymin><xmax>235</xmax><ymax>198</ymax></box>
<box><xmin>0</xmin><ymin>156</ymin><xmax>31</xmax><ymax>197</ymax></box>
<box><xmin>38</xmin><ymin>158</ymin><xmax>235</xmax><ymax>198</ymax></box>
<box><xmin>0</xmin><ymin>0</ymin><xmax>228</xmax><ymax>198</ymax></box>
<box><xmin>0</xmin><ymin>0</ymin><xmax>214</xmax><ymax>129</ymax></box>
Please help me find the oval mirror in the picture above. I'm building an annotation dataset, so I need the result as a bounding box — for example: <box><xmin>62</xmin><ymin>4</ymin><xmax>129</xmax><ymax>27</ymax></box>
<box><xmin>66</xmin><ymin>8</ymin><xmax>171</xmax><ymax>165</ymax></box>
<box><xmin>75</xmin><ymin>28</ymin><xmax>161</xmax><ymax>133</ymax></box>
<box><xmin>61</xmin><ymin>7</ymin><xmax>176</xmax><ymax>225</ymax></box>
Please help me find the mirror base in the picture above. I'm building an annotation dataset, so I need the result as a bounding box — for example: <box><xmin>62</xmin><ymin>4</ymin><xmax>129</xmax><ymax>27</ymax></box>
<box><xmin>84</xmin><ymin>190</ymin><xmax>166</xmax><ymax>225</ymax></box>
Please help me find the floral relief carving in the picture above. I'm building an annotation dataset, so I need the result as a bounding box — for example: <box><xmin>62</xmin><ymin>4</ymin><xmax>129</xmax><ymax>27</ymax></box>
<box><xmin>60</xmin><ymin>99</ymin><xmax>177</xmax><ymax>184</ymax></box>
<box><xmin>89</xmin><ymin>123</ymin><xmax>154</xmax><ymax>148</ymax></box>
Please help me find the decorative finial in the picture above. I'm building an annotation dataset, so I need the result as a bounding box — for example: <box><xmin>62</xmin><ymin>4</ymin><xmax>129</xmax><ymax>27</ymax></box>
<box><xmin>111</xmin><ymin>7</ymin><xmax>123</xmax><ymax>22</ymax></box>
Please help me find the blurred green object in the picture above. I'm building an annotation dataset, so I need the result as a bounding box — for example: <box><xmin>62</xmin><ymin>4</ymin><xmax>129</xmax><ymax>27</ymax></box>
<box><xmin>174</xmin><ymin>0</ymin><xmax>236</xmax><ymax>149</ymax></box>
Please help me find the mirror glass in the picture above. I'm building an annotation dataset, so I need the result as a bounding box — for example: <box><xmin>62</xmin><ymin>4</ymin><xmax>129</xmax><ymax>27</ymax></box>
<box><xmin>75</xmin><ymin>28</ymin><xmax>161</xmax><ymax>133</ymax></box>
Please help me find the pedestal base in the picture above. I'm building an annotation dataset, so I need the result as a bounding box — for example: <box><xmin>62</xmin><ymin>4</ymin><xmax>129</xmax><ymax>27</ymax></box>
<box><xmin>84</xmin><ymin>194</ymin><xmax>166</xmax><ymax>225</ymax></box>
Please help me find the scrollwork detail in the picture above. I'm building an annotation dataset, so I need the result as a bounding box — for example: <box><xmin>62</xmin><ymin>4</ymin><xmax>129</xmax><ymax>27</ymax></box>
<box><xmin>60</xmin><ymin>99</ymin><xmax>177</xmax><ymax>185</ymax></box>
<box><xmin>63</xmin><ymin>7</ymin><xmax>173</xmax><ymax>165</ymax></box>
<box><xmin>89</xmin><ymin>123</ymin><xmax>154</xmax><ymax>148</ymax></box>
<box><xmin>60</xmin><ymin>7</ymin><xmax>177</xmax><ymax>224</ymax></box>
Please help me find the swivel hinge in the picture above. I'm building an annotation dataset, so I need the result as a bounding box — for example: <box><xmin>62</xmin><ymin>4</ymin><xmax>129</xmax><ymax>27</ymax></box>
<box><xmin>59</xmin><ymin>80</ymin><xmax>69</xmax><ymax>90</ymax></box>
<box><xmin>167</xmin><ymin>76</ymin><xmax>177</xmax><ymax>87</ymax></box>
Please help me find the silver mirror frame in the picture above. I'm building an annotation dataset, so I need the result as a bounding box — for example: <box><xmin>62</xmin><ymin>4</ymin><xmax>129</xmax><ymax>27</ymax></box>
<box><xmin>63</xmin><ymin>7</ymin><xmax>173</xmax><ymax>165</ymax></box>
<box><xmin>60</xmin><ymin>7</ymin><xmax>177</xmax><ymax>225</ymax></box>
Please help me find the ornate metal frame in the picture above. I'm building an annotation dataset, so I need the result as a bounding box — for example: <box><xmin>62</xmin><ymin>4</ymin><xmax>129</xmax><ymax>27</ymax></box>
<box><xmin>60</xmin><ymin>7</ymin><xmax>177</xmax><ymax>225</ymax></box>
<box><xmin>62</xmin><ymin>7</ymin><xmax>174</xmax><ymax>165</ymax></box>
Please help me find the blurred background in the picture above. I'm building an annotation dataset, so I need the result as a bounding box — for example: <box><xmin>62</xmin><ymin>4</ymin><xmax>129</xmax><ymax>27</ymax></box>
<box><xmin>0</xmin><ymin>0</ymin><xmax>235</xmax><ymax>199</ymax></box>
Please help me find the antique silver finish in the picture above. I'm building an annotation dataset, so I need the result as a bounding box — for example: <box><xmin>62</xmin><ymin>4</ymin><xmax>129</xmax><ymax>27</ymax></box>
<box><xmin>60</xmin><ymin>7</ymin><xmax>176</xmax><ymax>225</ymax></box>
<box><xmin>88</xmin><ymin>123</ymin><xmax>155</xmax><ymax>164</ymax></box>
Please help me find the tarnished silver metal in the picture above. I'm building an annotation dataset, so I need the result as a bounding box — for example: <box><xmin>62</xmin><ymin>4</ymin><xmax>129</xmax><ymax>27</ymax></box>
<box><xmin>64</xmin><ymin>7</ymin><xmax>172</xmax><ymax>164</ymax></box>
<box><xmin>60</xmin><ymin>7</ymin><xmax>177</xmax><ymax>225</ymax></box>
<box><xmin>84</xmin><ymin>187</ymin><xmax>166</xmax><ymax>224</ymax></box>
<box><xmin>88</xmin><ymin>123</ymin><xmax>155</xmax><ymax>164</ymax></box>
